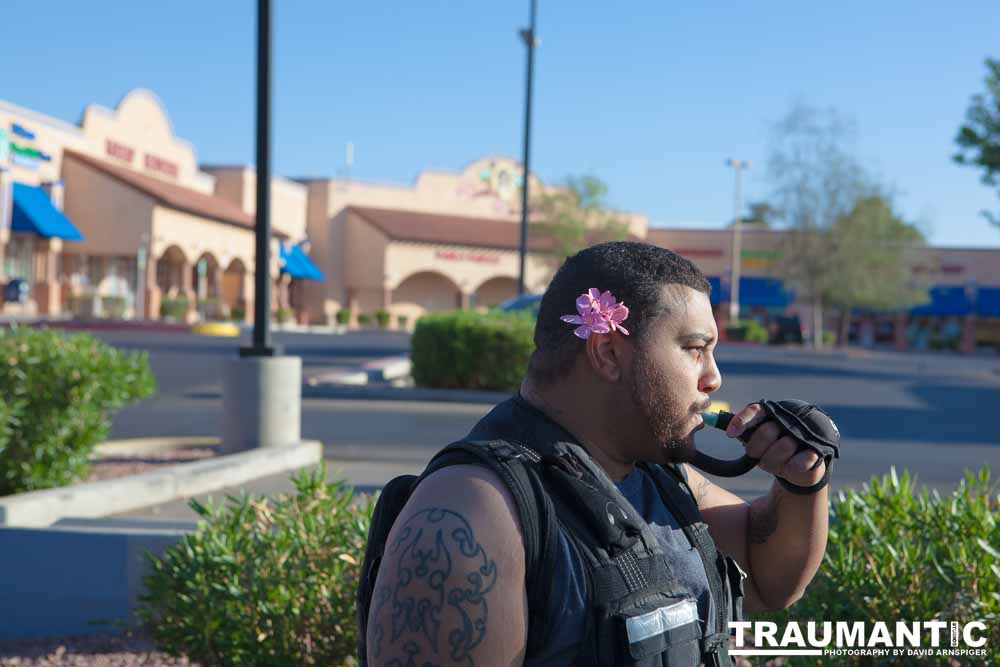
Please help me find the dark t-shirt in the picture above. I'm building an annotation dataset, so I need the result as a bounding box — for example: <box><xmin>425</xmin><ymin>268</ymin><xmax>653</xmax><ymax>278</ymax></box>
<box><xmin>524</xmin><ymin>465</ymin><xmax>713</xmax><ymax>666</ymax></box>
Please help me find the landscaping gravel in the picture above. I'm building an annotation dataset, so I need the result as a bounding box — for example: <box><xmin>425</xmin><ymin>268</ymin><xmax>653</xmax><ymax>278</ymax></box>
<box><xmin>86</xmin><ymin>445</ymin><xmax>220</xmax><ymax>482</ymax></box>
<box><xmin>0</xmin><ymin>633</ymin><xmax>198</xmax><ymax>666</ymax></box>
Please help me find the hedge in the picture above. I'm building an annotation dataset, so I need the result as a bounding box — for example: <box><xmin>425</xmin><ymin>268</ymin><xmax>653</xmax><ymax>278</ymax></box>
<box><xmin>0</xmin><ymin>326</ymin><xmax>156</xmax><ymax>495</ymax></box>
<box><xmin>410</xmin><ymin>310</ymin><xmax>535</xmax><ymax>391</ymax></box>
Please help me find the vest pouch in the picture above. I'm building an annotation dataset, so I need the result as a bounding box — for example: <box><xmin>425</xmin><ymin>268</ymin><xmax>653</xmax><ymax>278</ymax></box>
<box><xmin>600</xmin><ymin>590</ymin><xmax>702</xmax><ymax>666</ymax></box>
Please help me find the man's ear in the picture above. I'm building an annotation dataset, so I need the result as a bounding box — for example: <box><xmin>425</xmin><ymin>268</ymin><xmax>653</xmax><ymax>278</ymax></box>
<box><xmin>584</xmin><ymin>333</ymin><xmax>627</xmax><ymax>383</ymax></box>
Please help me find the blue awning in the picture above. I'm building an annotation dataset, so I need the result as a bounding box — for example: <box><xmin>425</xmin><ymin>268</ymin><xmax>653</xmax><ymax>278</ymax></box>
<box><xmin>738</xmin><ymin>277</ymin><xmax>793</xmax><ymax>307</ymax></box>
<box><xmin>910</xmin><ymin>286</ymin><xmax>971</xmax><ymax>316</ymax></box>
<box><xmin>976</xmin><ymin>288</ymin><xmax>1000</xmax><ymax>318</ymax></box>
<box><xmin>707</xmin><ymin>276</ymin><xmax>724</xmax><ymax>305</ymax></box>
<box><xmin>11</xmin><ymin>183</ymin><xmax>84</xmax><ymax>241</ymax></box>
<box><xmin>279</xmin><ymin>243</ymin><xmax>324</xmax><ymax>281</ymax></box>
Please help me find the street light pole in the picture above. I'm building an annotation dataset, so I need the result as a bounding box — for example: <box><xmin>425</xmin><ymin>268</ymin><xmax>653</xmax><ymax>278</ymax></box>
<box><xmin>242</xmin><ymin>0</ymin><xmax>276</xmax><ymax>357</ymax></box>
<box><xmin>223</xmin><ymin>0</ymin><xmax>300</xmax><ymax>455</ymax></box>
<box><xmin>516</xmin><ymin>0</ymin><xmax>538</xmax><ymax>296</ymax></box>
<box><xmin>726</xmin><ymin>158</ymin><xmax>750</xmax><ymax>322</ymax></box>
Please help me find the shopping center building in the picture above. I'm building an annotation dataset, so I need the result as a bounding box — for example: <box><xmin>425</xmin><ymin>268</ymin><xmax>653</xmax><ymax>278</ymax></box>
<box><xmin>0</xmin><ymin>89</ymin><xmax>321</xmax><ymax>323</ymax></box>
<box><xmin>1</xmin><ymin>89</ymin><xmax>999</xmax><ymax>351</ymax></box>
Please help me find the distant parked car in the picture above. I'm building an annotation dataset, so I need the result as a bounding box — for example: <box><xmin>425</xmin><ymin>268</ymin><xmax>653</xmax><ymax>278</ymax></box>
<box><xmin>496</xmin><ymin>293</ymin><xmax>543</xmax><ymax>318</ymax></box>
<box><xmin>767</xmin><ymin>315</ymin><xmax>804</xmax><ymax>344</ymax></box>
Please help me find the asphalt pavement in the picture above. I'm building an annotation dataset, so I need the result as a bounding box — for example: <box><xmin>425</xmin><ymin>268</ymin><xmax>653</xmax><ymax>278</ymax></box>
<box><xmin>96</xmin><ymin>329</ymin><xmax>1000</xmax><ymax>521</ymax></box>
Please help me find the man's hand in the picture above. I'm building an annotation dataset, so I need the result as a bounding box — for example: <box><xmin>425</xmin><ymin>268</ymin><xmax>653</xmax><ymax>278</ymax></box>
<box><xmin>725</xmin><ymin>403</ymin><xmax>825</xmax><ymax>487</ymax></box>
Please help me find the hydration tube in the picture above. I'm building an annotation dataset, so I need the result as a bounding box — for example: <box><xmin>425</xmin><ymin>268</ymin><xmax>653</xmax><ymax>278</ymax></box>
<box><xmin>689</xmin><ymin>410</ymin><xmax>760</xmax><ymax>477</ymax></box>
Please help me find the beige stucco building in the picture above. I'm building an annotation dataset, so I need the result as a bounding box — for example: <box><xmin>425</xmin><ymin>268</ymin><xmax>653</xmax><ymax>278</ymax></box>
<box><xmin>297</xmin><ymin>156</ymin><xmax>647</xmax><ymax>327</ymax></box>
<box><xmin>1</xmin><ymin>89</ymin><xmax>998</xmax><ymax>351</ymax></box>
<box><xmin>0</xmin><ymin>89</ymin><xmax>319</xmax><ymax>323</ymax></box>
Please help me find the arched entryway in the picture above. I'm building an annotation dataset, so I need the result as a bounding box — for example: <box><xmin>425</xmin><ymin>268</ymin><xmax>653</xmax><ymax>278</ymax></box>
<box><xmin>472</xmin><ymin>275</ymin><xmax>518</xmax><ymax>310</ymax></box>
<box><xmin>156</xmin><ymin>245</ymin><xmax>187</xmax><ymax>296</ymax></box>
<box><xmin>155</xmin><ymin>245</ymin><xmax>192</xmax><ymax>321</ymax></box>
<box><xmin>390</xmin><ymin>270</ymin><xmax>463</xmax><ymax>329</ymax></box>
<box><xmin>222</xmin><ymin>258</ymin><xmax>250</xmax><ymax>322</ymax></box>
<box><xmin>192</xmin><ymin>252</ymin><xmax>223</xmax><ymax>320</ymax></box>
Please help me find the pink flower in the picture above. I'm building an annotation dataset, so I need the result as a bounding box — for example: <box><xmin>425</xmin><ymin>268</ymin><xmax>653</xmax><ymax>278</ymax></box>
<box><xmin>560</xmin><ymin>287</ymin><xmax>630</xmax><ymax>339</ymax></box>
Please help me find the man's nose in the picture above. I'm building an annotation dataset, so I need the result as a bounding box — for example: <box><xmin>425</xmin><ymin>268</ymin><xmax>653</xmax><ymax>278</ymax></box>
<box><xmin>700</xmin><ymin>357</ymin><xmax>722</xmax><ymax>394</ymax></box>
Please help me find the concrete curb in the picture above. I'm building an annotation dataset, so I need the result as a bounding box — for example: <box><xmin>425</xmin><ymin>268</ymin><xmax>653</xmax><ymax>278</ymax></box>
<box><xmin>0</xmin><ymin>518</ymin><xmax>195</xmax><ymax>640</ymax></box>
<box><xmin>0</xmin><ymin>441</ymin><xmax>323</xmax><ymax>528</ymax></box>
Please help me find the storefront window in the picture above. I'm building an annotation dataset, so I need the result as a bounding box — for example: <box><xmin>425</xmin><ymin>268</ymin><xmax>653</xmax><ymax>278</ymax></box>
<box><xmin>3</xmin><ymin>234</ymin><xmax>35</xmax><ymax>282</ymax></box>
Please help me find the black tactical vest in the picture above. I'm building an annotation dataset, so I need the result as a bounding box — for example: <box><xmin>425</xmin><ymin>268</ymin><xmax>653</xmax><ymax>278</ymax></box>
<box><xmin>357</xmin><ymin>395</ymin><xmax>746</xmax><ymax>667</ymax></box>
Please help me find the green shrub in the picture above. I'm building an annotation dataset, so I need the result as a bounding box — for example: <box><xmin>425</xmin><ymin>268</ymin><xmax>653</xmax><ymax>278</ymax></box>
<box><xmin>374</xmin><ymin>309</ymin><xmax>391</xmax><ymax>329</ymax></box>
<box><xmin>335</xmin><ymin>309</ymin><xmax>350</xmax><ymax>325</ymax></box>
<box><xmin>397</xmin><ymin>314</ymin><xmax>409</xmax><ymax>329</ymax></box>
<box><xmin>137</xmin><ymin>467</ymin><xmax>373</xmax><ymax>667</ymax></box>
<box><xmin>230</xmin><ymin>305</ymin><xmax>246</xmax><ymax>322</ymax></box>
<box><xmin>726</xmin><ymin>319</ymin><xmax>769</xmax><ymax>344</ymax></box>
<box><xmin>357</xmin><ymin>313</ymin><xmax>371</xmax><ymax>327</ymax></box>
<box><xmin>759</xmin><ymin>466</ymin><xmax>999</xmax><ymax>665</ymax></box>
<box><xmin>411</xmin><ymin>310</ymin><xmax>535</xmax><ymax>391</ymax></box>
<box><xmin>100</xmin><ymin>296</ymin><xmax>128</xmax><ymax>320</ymax></box>
<box><xmin>276</xmin><ymin>307</ymin><xmax>293</xmax><ymax>324</ymax></box>
<box><xmin>160</xmin><ymin>296</ymin><xmax>189</xmax><ymax>322</ymax></box>
<box><xmin>0</xmin><ymin>326</ymin><xmax>156</xmax><ymax>495</ymax></box>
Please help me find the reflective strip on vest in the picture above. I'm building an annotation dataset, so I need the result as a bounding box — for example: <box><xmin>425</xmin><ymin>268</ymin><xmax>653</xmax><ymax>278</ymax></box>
<box><xmin>625</xmin><ymin>598</ymin><xmax>698</xmax><ymax>644</ymax></box>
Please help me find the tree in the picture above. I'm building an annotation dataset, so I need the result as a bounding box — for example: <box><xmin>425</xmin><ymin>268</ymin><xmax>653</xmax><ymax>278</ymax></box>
<box><xmin>826</xmin><ymin>194</ymin><xmax>927</xmax><ymax>345</ymax></box>
<box><xmin>727</xmin><ymin>200</ymin><xmax>779</xmax><ymax>228</ymax></box>
<box><xmin>532</xmin><ymin>175</ymin><xmax>631</xmax><ymax>266</ymax></box>
<box><xmin>766</xmin><ymin>101</ymin><xmax>871</xmax><ymax>349</ymax></box>
<box><xmin>953</xmin><ymin>58</ymin><xmax>1000</xmax><ymax>229</ymax></box>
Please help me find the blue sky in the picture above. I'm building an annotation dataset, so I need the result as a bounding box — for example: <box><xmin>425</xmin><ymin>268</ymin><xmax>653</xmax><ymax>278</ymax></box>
<box><xmin>5</xmin><ymin>1</ymin><xmax>999</xmax><ymax>248</ymax></box>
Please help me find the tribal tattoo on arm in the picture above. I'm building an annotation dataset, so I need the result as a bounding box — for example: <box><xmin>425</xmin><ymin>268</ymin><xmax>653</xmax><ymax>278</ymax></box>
<box><xmin>369</xmin><ymin>508</ymin><xmax>498</xmax><ymax>667</ymax></box>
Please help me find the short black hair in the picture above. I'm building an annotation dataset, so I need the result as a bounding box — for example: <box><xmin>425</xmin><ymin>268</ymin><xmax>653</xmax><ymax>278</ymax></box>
<box><xmin>527</xmin><ymin>241</ymin><xmax>711</xmax><ymax>385</ymax></box>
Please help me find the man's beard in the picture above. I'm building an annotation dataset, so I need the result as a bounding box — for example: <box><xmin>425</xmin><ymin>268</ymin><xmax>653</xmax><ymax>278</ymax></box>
<box><xmin>628</xmin><ymin>352</ymin><xmax>697</xmax><ymax>463</ymax></box>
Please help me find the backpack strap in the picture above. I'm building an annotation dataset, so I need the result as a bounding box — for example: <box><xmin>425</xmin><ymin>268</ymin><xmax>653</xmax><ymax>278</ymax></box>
<box><xmin>642</xmin><ymin>462</ymin><xmax>734</xmax><ymax>667</ymax></box>
<box><xmin>421</xmin><ymin>439</ymin><xmax>560</xmax><ymax>658</ymax></box>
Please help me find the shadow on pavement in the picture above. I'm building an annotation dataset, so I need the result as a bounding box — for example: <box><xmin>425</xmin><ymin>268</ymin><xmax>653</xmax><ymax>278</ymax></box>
<box><xmin>823</xmin><ymin>382</ymin><xmax>1000</xmax><ymax>445</ymax></box>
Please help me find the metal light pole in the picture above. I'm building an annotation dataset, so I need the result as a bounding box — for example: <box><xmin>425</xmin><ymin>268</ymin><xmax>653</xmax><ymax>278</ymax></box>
<box><xmin>726</xmin><ymin>158</ymin><xmax>750</xmax><ymax>322</ymax></box>
<box><xmin>516</xmin><ymin>0</ymin><xmax>538</xmax><ymax>296</ymax></box>
<box><xmin>242</xmin><ymin>0</ymin><xmax>276</xmax><ymax>357</ymax></box>
<box><xmin>223</xmin><ymin>0</ymin><xmax>300</xmax><ymax>454</ymax></box>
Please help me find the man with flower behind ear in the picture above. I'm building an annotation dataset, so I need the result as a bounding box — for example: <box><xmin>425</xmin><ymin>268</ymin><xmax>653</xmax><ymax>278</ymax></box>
<box><xmin>359</xmin><ymin>241</ymin><xmax>831</xmax><ymax>667</ymax></box>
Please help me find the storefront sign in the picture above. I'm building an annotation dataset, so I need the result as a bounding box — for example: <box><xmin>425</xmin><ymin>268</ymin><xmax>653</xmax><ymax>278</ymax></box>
<box><xmin>674</xmin><ymin>248</ymin><xmax>723</xmax><ymax>257</ymax></box>
<box><xmin>144</xmin><ymin>153</ymin><xmax>178</xmax><ymax>178</ymax></box>
<box><xmin>435</xmin><ymin>250</ymin><xmax>500</xmax><ymax>264</ymax></box>
<box><xmin>106</xmin><ymin>139</ymin><xmax>135</xmax><ymax>163</ymax></box>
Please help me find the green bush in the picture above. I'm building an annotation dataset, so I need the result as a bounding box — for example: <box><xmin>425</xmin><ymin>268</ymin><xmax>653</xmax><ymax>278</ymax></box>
<box><xmin>357</xmin><ymin>313</ymin><xmax>371</xmax><ymax>327</ymax></box>
<box><xmin>759</xmin><ymin>466</ymin><xmax>999</xmax><ymax>665</ymax></box>
<box><xmin>137</xmin><ymin>467</ymin><xmax>373</xmax><ymax>667</ymax></box>
<box><xmin>0</xmin><ymin>326</ymin><xmax>156</xmax><ymax>495</ymax></box>
<box><xmin>276</xmin><ymin>307</ymin><xmax>293</xmax><ymax>325</ymax></box>
<box><xmin>100</xmin><ymin>296</ymin><xmax>128</xmax><ymax>320</ymax></box>
<box><xmin>160</xmin><ymin>296</ymin><xmax>189</xmax><ymax>322</ymax></box>
<box><xmin>374</xmin><ymin>309</ymin><xmax>391</xmax><ymax>329</ymax></box>
<box><xmin>726</xmin><ymin>319</ymin><xmax>769</xmax><ymax>344</ymax></box>
<box><xmin>397</xmin><ymin>314</ymin><xmax>409</xmax><ymax>330</ymax></box>
<box><xmin>411</xmin><ymin>310</ymin><xmax>535</xmax><ymax>391</ymax></box>
<box><xmin>230</xmin><ymin>305</ymin><xmax>246</xmax><ymax>322</ymax></box>
<box><xmin>335</xmin><ymin>309</ymin><xmax>350</xmax><ymax>325</ymax></box>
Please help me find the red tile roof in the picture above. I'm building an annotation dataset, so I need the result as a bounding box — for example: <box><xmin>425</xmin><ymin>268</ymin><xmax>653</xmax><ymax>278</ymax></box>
<box><xmin>349</xmin><ymin>206</ymin><xmax>639</xmax><ymax>251</ymax></box>
<box><xmin>63</xmin><ymin>150</ymin><xmax>288</xmax><ymax>239</ymax></box>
